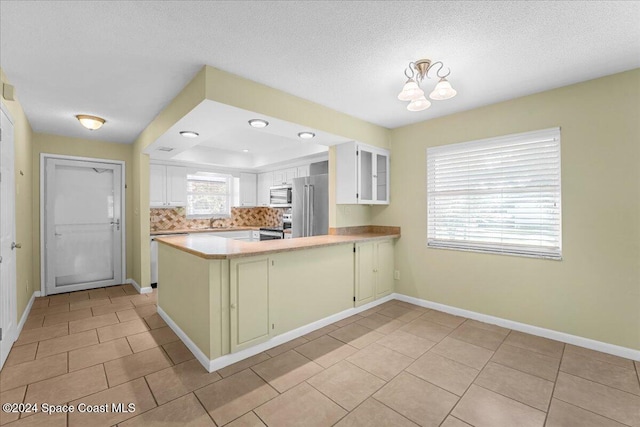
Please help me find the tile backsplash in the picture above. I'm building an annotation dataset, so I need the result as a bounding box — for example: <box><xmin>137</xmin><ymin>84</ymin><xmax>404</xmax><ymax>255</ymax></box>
<box><xmin>150</xmin><ymin>207</ymin><xmax>283</xmax><ymax>231</ymax></box>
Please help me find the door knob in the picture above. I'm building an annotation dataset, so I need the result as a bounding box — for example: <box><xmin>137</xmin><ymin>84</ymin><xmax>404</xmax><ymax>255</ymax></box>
<box><xmin>11</xmin><ymin>242</ymin><xmax>21</xmax><ymax>250</ymax></box>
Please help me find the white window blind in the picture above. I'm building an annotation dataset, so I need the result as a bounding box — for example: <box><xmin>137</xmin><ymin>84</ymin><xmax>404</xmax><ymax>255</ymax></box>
<box><xmin>186</xmin><ymin>172</ymin><xmax>233</xmax><ymax>218</ymax></box>
<box><xmin>427</xmin><ymin>128</ymin><xmax>562</xmax><ymax>259</ymax></box>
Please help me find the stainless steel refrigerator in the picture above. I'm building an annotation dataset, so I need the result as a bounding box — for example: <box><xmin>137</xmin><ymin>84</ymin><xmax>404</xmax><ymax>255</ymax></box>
<box><xmin>292</xmin><ymin>174</ymin><xmax>328</xmax><ymax>237</ymax></box>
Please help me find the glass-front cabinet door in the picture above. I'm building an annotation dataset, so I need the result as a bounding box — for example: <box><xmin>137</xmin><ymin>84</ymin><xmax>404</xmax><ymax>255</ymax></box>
<box><xmin>358</xmin><ymin>148</ymin><xmax>374</xmax><ymax>203</ymax></box>
<box><xmin>375</xmin><ymin>151</ymin><xmax>389</xmax><ymax>204</ymax></box>
<box><xmin>357</xmin><ymin>145</ymin><xmax>389</xmax><ymax>205</ymax></box>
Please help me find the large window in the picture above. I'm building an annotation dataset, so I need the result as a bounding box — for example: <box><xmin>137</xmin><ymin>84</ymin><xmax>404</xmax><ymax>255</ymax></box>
<box><xmin>427</xmin><ymin>128</ymin><xmax>562</xmax><ymax>259</ymax></box>
<box><xmin>186</xmin><ymin>172</ymin><xmax>233</xmax><ymax>218</ymax></box>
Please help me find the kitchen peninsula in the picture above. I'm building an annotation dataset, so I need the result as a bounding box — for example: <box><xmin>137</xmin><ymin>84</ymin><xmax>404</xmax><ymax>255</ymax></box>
<box><xmin>155</xmin><ymin>227</ymin><xmax>400</xmax><ymax>372</ymax></box>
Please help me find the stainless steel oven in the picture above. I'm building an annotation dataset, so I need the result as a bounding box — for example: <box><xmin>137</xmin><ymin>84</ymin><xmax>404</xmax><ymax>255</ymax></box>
<box><xmin>259</xmin><ymin>228</ymin><xmax>285</xmax><ymax>240</ymax></box>
<box><xmin>270</xmin><ymin>185</ymin><xmax>292</xmax><ymax>207</ymax></box>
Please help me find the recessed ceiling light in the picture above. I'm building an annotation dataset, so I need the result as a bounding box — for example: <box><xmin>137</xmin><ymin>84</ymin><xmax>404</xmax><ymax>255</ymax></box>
<box><xmin>242</xmin><ymin>149</ymin><xmax>249</xmax><ymax>153</ymax></box>
<box><xmin>248</xmin><ymin>119</ymin><xmax>269</xmax><ymax>128</ymax></box>
<box><xmin>76</xmin><ymin>114</ymin><xmax>105</xmax><ymax>130</ymax></box>
<box><xmin>180</xmin><ymin>131</ymin><xmax>199</xmax><ymax>138</ymax></box>
<box><xmin>298</xmin><ymin>132</ymin><xmax>316</xmax><ymax>139</ymax></box>
<box><xmin>157</xmin><ymin>147</ymin><xmax>175</xmax><ymax>152</ymax></box>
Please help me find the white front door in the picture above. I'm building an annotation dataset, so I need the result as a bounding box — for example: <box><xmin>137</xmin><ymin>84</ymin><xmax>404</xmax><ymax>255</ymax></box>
<box><xmin>0</xmin><ymin>106</ymin><xmax>17</xmax><ymax>369</ymax></box>
<box><xmin>44</xmin><ymin>157</ymin><xmax>124</xmax><ymax>295</ymax></box>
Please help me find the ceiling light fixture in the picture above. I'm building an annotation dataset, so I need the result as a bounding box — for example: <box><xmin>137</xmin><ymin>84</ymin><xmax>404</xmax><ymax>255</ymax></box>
<box><xmin>298</xmin><ymin>132</ymin><xmax>315</xmax><ymax>139</ymax></box>
<box><xmin>179</xmin><ymin>131</ymin><xmax>199</xmax><ymax>138</ymax></box>
<box><xmin>242</xmin><ymin>149</ymin><xmax>249</xmax><ymax>153</ymax></box>
<box><xmin>248</xmin><ymin>119</ymin><xmax>269</xmax><ymax>128</ymax></box>
<box><xmin>75</xmin><ymin>114</ymin><xmax>105</xmax><ymax>130</ymax></box>
<box><xmin>398</xmin><ymin>58</ymin><xmax>457</xmax><ymax>112</ymax></box>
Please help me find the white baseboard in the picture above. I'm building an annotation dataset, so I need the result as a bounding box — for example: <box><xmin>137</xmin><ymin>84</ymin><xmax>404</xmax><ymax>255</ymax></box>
<box><xmin>394</xmin><ymin>293</ymin><xmax>640</xmax><ymax>361</ymax></box>
<box><xmin>16</xmin><ymin>291</ymin><xmax>37</xmax><ymax>339</ymax></box>
<box><xmin>158</xmin><ymin>295</ymin><xmax>395</xmax><ymax>373</ymax></box>
<box><xmin>126</xmin><ymin>278</ymin><xmax>153</xmax><ymax>294</ymax></box>
<box><xmin>157</xmin><ymin>306</ymin><xmax>211</xmax><ymax>370</ymax></box>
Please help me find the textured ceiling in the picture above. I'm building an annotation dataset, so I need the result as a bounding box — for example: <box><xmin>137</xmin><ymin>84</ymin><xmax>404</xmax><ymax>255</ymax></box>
<box><xmin>1</xmin><ymin>1</ymin><xmax>639</xmax><ymax>144</ymax></box>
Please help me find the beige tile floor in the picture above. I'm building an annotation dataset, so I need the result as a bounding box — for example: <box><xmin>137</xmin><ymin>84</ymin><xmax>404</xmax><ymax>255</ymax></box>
<box><xmin>1</xmin><ymin>285</ymin><xmax>639</xmax><ymax>426</ymax></box>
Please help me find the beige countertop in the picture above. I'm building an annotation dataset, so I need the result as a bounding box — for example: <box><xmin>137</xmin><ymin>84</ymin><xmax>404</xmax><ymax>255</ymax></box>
<box><xmin>151</xmin><ymin>226</ymin><xmax>261</xmax><ymax>236</ymax></box>
<box><xmin>156</xmin><ymin>230</ymin><xmax>400</xmax><ymax>259</ymax></box>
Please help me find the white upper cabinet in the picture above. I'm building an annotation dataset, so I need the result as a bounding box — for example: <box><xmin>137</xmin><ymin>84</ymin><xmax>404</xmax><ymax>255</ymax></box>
<box><xmin>284</xmin><ymin>168</ymin><xmax>297</xmax><ymax>184</ymax></box>
<box><xmin>336</xmin><ymin>142</ymin><xmax>390</xmax><ymax>205</ymax></box>
<box><xmin>273</xmin><ymin>167</ymin><xmax>298</xmax><ymax>185</ymax></box>
<box><xmin>149</xmin><ymin>164</ymin><xmax>166</xmax><ymax>207</ymax></box>
<box><xmin>239</xmin><ymin>172</ymin><xmax>257</xmax><ymax>207</ymax></box>
<box><xmin>150</xmin><ymin>164</ymin><xmax>187</xmax><ymax>208</ymax></box>
<box><xmin>273</xmin><ymin>170</ymin><xmax>286</xmax><ymax>186</ymax></box>
<box><xmin>257</xmin><ymin>172</ymin><xmax>273</xmax><ymax>207</ymax></box>
<box><xmin>296</xmin><ymin>165</ymin><xmax>309</xmax><ymax>178</ymax></box>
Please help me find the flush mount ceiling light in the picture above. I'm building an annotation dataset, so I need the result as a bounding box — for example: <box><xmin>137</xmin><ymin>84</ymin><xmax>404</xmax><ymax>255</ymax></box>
<box><xmin>397</xmin><ymin>58</ymin><xmax>457</xmax><ymax>112</ymax></box>
<box><xmin>298</xmin><ymin>132</ymin><xmax>315</xmax><ymax>139</ymax></box>
<box><xmin>242</xmin><ymin>149</ymin><xmax>249</xmax><ymax>153</ymax></box>
<box><xmin>75</xmin><ymin>114</ymin><xmax>105</xmax><ymax>130</ymax></box>
<box><xmin>179</xmin><ymin>131</ymin><xmax>199</xmax><ymax>138</ymax></box>
<box><xmin>248</xmin><ymin>119</ymin><xmax>269</xmax><ymax>128</ymax></box>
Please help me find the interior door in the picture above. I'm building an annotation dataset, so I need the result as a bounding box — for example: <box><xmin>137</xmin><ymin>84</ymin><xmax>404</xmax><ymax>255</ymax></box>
<box><xmin>0</xmin><ymin>106</ymin><xmax>17</xmax><ymax>368</ymax></box>
<box><xmin>44</xmin><ymin>157</ymin><xmax>124</xmax><ymax>295</ymax></box>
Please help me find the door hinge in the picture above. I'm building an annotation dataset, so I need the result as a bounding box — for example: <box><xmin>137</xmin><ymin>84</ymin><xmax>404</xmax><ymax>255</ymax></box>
<box><xmin>353</xmin><ymin>296</ymin><xmax>356</xmax><ymax>302</ymax></box>
<box><xmin>356</xmin><ymin>193</ymin><xmax>359</xmax><ymax>199</ymax></box>
<box><xmin>353</xmin><ymin>247</ymin><xmax>356</xmax><ymax>253</ymax></box>
<box><xmin>0</xmin><ymin>328</ymin><xmax>3</xmax><ymax>341</ymax></box>
<box><xmin>356</xmin><ymin>150</ymin><xmax>359</xmax><ymax>155</ymax></box>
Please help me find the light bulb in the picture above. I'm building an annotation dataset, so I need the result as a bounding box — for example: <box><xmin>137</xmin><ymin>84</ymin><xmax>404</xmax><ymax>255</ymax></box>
<box><xmin>248</xmin><ymin>119</ymin><xmax>269</xmax><ymax>128</ymax></box>
<box><xmin>397</xmin><ymin>78</ymin><xmax>425</xmax><ymax>101</ymax></box>
<box><xmin>76</xmin><ymin>114</ymin><xmax>105</xmax><ymax>130</ymax></box>
<box><xmin>298</xmin><ymin>132</ymin><xmax>315</xmax><ymax>139</ymax></box>
<box><xmin>429</xmin><ymin>78</ymin><xmax>457</xmax><ymax>100</ymax></box>
<box><xmin>179</xmin><ymin>131</ymin><xmax>199</xmax><ymax>138</ymax></box>
<box><xmin>407</xmin><ymin>96</ymin><xmax>431</xmax><ymax>112</ymax></box>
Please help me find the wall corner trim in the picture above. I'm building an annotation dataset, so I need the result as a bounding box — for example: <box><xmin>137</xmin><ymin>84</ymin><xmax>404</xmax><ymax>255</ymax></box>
<box><xmin>126</xmin><ymin>278</ymin><xmax>153</xmax><ymax>294</ymax></box>
<box><xmin>394</xmin><ymin>294</ymin><xmax>640</xmax><ymax>361</ymax></box>
<box><xmin>16</xmin><ymin>291</ymin><xmax>37</xmax><ymax>339</ymax></box>
<box><xmin>157</xmin><ymin>306</ymin><xmax>211</xmax><ymax>370</ymax></box>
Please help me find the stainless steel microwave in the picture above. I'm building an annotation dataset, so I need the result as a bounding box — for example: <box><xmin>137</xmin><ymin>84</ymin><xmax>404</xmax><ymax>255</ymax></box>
<box><xmin>270</xmin><ymin>185</ymin><xmax>292</xmax><ymax>207</ymax></box>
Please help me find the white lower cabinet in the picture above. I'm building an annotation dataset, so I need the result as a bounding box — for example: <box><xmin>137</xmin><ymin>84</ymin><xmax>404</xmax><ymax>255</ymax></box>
<box><xmin>355</xmin><ymin>240</ymin><xmax>394</xmax><ymax>307</ymax></box>
<box><xmin>230</xmin><ymin>257</ymin><xmax>271</xmax><ymax>352</ymax></box>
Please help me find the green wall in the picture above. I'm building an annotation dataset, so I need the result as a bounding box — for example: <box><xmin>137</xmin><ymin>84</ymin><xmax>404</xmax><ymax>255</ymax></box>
<box><xmin>373</xmin><ymin>69</ymin><xmax>640</xmax><ymax>350</ymax></box>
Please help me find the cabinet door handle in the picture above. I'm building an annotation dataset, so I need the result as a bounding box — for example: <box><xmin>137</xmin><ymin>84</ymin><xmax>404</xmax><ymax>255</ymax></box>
<box><xmin>230</xmin><ymin>303</ymin><xmax>236</xmax><ymax>309</ymax></box>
